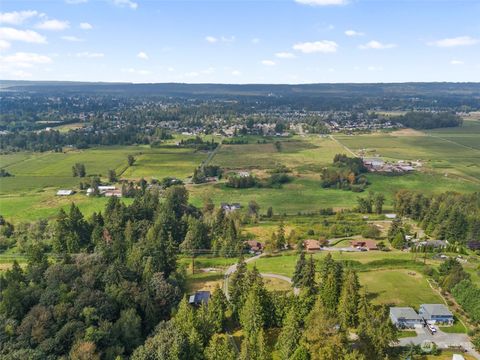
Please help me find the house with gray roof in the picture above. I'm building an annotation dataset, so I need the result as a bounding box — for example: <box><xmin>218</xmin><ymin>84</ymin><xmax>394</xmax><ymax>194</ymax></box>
<box><xmin>389</xmin><ymin>307</ymin><xmax>422</xmax><ymax>328</ymax></box>
<box><xmin>418</xmin><ymin>304</ymin><xmax>453</xmax><ymax>325</ymax></box>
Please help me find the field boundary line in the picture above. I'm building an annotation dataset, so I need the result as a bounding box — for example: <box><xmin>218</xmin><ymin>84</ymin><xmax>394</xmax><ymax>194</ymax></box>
<box><xmin>329</xmin><ymin>135</ymin><xmax>358</xmax><ymax>157</ymax></box>
<box><xmin>425</xmin><ymin>133</ymin><xmax>480</xmax><ymax>153</ymax></box>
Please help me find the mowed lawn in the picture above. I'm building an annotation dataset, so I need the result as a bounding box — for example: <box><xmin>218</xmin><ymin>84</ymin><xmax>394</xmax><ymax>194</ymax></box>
<box><xmin>358</xmin><ymin>269</ymin><xmax>443</xmax><ymax>308</ymax></box>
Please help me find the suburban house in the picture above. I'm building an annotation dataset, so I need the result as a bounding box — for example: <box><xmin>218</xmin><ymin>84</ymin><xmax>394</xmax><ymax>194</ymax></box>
<box><xmin>418</xmin><ymin>304</ymin><xmax>454</xmax><ymax>325</ymax></box>
<box><xmin>56</xmin><ymin>189</ymin><xmax>74</xmax><ymax>196</ymax></box>
<box><xmin>188</xmin><ymin>291</ymin><xmax>210</xmax><ymax>306</ymax></box>
<box><xmin>104</xmin><ymin>189</ymin><xmax>122</xmax><ymax>197</ymax></box>
<box><xmin>389</xmin><ymin>307</ymin><xmax>422</xmax><ymax>328</ymax></box>
<box><xmin>351</xmin><ymin>239</ymin><xmax>378</xmax><ymax>251</ymax></box>
<box><xmin>304</xmin><ymin>239</ymin><xmax>321</xmax><ymax>251</ymax></box>
<box><xmin>245</xmin><ymin>240</ymin><xmax>263</xmax><ymax>252</ymax></box>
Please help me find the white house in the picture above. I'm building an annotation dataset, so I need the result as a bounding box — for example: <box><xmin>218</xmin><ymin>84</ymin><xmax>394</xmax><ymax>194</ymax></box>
<box><xmin>56</xmin><ymin>189</ymin><xmax>74</xmax><ymax>196</ymax></box>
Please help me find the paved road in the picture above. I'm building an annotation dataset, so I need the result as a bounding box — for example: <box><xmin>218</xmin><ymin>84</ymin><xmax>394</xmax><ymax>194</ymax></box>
<box><xmin>397</xmin><ymin>327</ymin><xmax>480</xmax><ymax>359</ymax></box>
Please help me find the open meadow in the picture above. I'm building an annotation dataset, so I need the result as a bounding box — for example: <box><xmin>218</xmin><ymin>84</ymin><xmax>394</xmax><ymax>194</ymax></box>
<box><xmin>0</xmin><ymin>145</ymin><xmax>207</xmax><ymax>221</ymax></box>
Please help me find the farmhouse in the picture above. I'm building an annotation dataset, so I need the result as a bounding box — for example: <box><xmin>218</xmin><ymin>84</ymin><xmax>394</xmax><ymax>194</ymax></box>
<box><xmin>245</xmin><ymin>240</ymin><xmax>263</xmax><ymax>252</ymax></box>
<box><xmin>418</xmin><ymin>304</ymin><xmax>454</xmax><ymax>325</ymax></box>
<box><xmin>221</xmin><ymin>203</ymin><xmax>241</xmax><ymax>212</ymax></box>
<box><xmin>351</xmin><ymin>239</ymin><xmax>378</xmax><ymax>251</ymax></box>
<box><xmin>104</xmin><ymin>189</ymin><xmax>122</xmax><ymax>197</ymax></box>
<box><xmin>56</xmin><ymin>189</ymin><xmax>74</xmax><ymax>196</ymax></box>
<box><xmin>188</xmin><ymin>291</ymin><xmax>210</xmax><ymax>306</ymax></box>
<box><xmin>86</xmin><ymin>186</ymin><xmax>117</xmax><ymax>196</ymax></box>
<box><xmin>389</xmin><ymin>307</ymin><xmax>422</xmax><ymax>328</ymax></box>
<box><xmin>304</xmin><ymin>239</ymin><xmax>321</xmax><ymax>251</ymax></box>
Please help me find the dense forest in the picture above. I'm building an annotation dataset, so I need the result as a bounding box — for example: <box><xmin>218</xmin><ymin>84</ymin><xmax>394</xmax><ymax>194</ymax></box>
<box><xmin>393</xmin><ymin>112</ymin><xmax>463</xmax><ymax>129</ymax></box>
<box><xmin>0</xmin><ymin>185</ymin><xmax>402</xmax><ymax>359</ymax></box>
<box><xmin>393</xmin><ymin>190</ymin><xmax>480</xmax><ymax>247</ymax></box>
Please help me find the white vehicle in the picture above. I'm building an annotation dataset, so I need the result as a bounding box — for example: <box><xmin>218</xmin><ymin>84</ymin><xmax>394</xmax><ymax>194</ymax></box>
<box><xmin>428</xmin><ymin>325</ymin><xmax>437</xmax><ymax>333</ymax></box>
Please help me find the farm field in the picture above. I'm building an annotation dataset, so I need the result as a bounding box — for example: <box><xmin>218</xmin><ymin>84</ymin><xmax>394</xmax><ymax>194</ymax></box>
<box><xmin>189</xmin><ymin>171</ymin><xmax>479</xmax><ymax>215</ymax></box>
<box><xmin>0</xmin><ymin>145</ymin><xmax>207</xmax><ymax>221</ymax></box>
<box><xmin>334</xmin><ymin>119</ymin><xmax>480</xmax><ymax>183</ymax></box>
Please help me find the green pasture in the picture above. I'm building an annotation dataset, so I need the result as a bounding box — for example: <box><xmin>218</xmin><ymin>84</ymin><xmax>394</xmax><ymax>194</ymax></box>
<box><xmin>189</xmin><ymin>171</ymin><xmax>479</xmax><ymax>215</ymax></box>
<box><xmin>334</xmin><ymin>122</ymin><xmax>480</xmax><ymax>183</ymax></box>
<box><xmin>212</xmin><ymin>135</ymin><xmax>343</xmax><ymax>172</ymax></box>
<box><xmin>0</xmin><ymin>145</ymin><xmax>208</xmax><ymax>221</ymax></box>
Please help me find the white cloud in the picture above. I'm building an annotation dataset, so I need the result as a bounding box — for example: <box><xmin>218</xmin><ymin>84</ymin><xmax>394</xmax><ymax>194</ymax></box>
<box><xmin>251</xmin><ymin>38</ymin><xmax>260</xmax><ymax>44</ymax></box>
<box><xmin>428</xmin><ymin>36</ymin><xmax>478</xmax><ymax>48</ymax></box>
<box><xmin>61</xmin><ymin>35</ymin><xmax>84</xmax><ymax>42</ymax></box>
<box><xmin>167</xmin><ymin>67</ymin><xmax>175</xmax><ymax>72</ymax></box>
<box><xmin>80</xmin><ymin>22</ymin><xmax>92</xmax><ymax>30</ymax></box>
<box><xmin>295</xmin><ymin>0</ymin><xmax>348</xmax><ymax>6</ymax></box>
<box><xmin>36</xmin><ymin>19</ymin><xmax>70</xmax><ymax>31</ymax></box>
<box><xmin>137</xmin><ymin>51</ymin><xmax>149</xmax><ymax>60</ymax></box>
<box><xmin>0</xmin><ymin>39</ymin><xmax>10</xmax><ymax>50</ymax></box>
<box><xmin>0</xmin><ymin>27</ymin><xmax>47</xmax><ymax>44</ymax></box>
<box><xmin>359</xmin><ymin>40</ymin><xmax>396</xmax><ymax>49</ymax></box>
<box><xmin>450</xmin><ymin>60</ymin><xmax>464</xmax><ymax>65</ymax></box>
<box><xmin>205</xmin><ymin>35</ymin><xmax>235</xmax><ymax>44</ymax></box>
<box><xmin>11</xmin><ymin>70</ymin><xmax>33</xmax><ymax>78</ymax></box>
<box><xmin>0</xmin><ymin>52</ymin><xmax>52</xmax><ymax>68</ymax></box>
<box><xmin>232</xmin><ymin>70</ymin><xmax>241</xmax><ymax>76</ymax></box>
<box><xmin>367</xmin><ymin>65</ymin><xmax>383</xmax><ymax>71</ymax></box>
<box><xmin>111</xmin><ymin>0</ymin><xmax>138</xmax><ymax>10</ymax></box>
<box><xmin>261</xmin><ymin>60</ymin><xmax>276</xmax><ymax>66</ymax></box>
<box><xmin>122</xmin><ymin>67</ymin><xmax>150</xmax><ymax>75</ymax></box>
<box><xmin>293</xmin><ymin>40</ymin><xmax>338</xmax><ymax>53</ymax></box>
<box><xmin>76</xmin><ymin>51</ymin><xmax>104</xmax><ymax>58</ymax></box>
<box><xmin>0</xmin><ymin>10</ymin><xmax>39</xmax><ymax>25</ymax></box>
<box><xmin>184</xmin><ymin>71</ymin><xmax>199</xmax><ymax>77</ymax></box>
<box><xmin>201</xmin><ymin>67</ymin><xmax>215</xmax><ymax>74</ymax></box>
<box><xmin>275</xmin><ymin>52</ymin><xmax>296</xmax><ymax>59</ymax></box>
<box><xmin>345</xmin><ymin>30</ymin><xmax>364</xmax><ymax>37</ymax></box>
<box><xmin>220</xmin><ymin>36</ymin><xmax>235</xmax><ymax>43</ymax></box>
<box><xmin>205</xmin><ymin>36</ymin><xmax>218</xmax><ymax>43</ymax></box>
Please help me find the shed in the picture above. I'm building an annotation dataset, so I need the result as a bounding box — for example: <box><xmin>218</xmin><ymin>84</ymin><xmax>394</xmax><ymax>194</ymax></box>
<box><xmin>304</xmin><ymin>239</ymin><xmax>321</xmax><ymax>251</ymax></box>
<box><xmin>56</xmin><ymin>189</ymin><xmax>74</xmax><ymax>196</ymax></box>
<box><xmin>188</xmin><ymin>291</ymin><xmax>210</xmax><ymax>306</ymax></box>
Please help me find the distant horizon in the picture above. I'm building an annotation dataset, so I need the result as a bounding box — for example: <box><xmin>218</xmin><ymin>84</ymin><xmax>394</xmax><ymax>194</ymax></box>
<box><xmin>2</xmin><ymin>79</ymin><xmax>480</xmax><ymax>86</ymax></box>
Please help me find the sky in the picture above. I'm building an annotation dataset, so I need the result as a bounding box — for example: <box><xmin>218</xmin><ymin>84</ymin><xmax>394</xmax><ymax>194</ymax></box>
<box><xmin>0</xmin><ymin>0</ymin><xmax>479</xmax><ymax>84</ymax></box>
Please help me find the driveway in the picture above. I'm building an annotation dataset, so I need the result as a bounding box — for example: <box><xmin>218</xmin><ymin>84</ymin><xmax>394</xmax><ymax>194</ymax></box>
<box><xmin>223</xmin><ymin>254</ymin><xmax>299</xmax><ymax>298</ymax></box>
<box><xmin>397</xmin><ymin>327</ymin><xmax>480</xmax><ymax>359</ymax></box>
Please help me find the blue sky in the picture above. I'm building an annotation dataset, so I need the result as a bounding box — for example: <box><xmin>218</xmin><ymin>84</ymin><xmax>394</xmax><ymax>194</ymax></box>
<box><xmin>0</xmin><ymin>0</ymin><xmax>479</xmax><ymax>83</ymax></box>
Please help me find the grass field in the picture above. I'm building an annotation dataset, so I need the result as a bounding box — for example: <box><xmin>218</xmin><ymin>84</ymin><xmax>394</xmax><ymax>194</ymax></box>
<box><xmin>358</xmin><ymin>269</ymin><xmax>443</xmax><ymax>308</ymax></box>
<box><xmin>334</xmin><ymin>119</ymin><xmax>480</xmax><ymax>183</ymax></box>
<box><xmin>190</xmin><ymin>126</ymin><xmax>480</xmax><ymax>214</ymax></box>
<box><xmin>0</xmin><ymin>145</ymin><xmax>207</xmax><ymax>221</ymax></box>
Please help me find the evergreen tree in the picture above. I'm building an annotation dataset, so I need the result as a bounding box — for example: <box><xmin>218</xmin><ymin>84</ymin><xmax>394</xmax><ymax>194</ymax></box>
<box><xmin>338</xmin><ymin>269</ymin><xmax>360</xmax><ymax>328</ymax></box>
<box><xmin>229</xmin><ymin>258</ymin><xmax>248</xmax><ymax>319</ymax></box>
<box><xmin>208</xmin><ymin>286</ymin><xmax>228</xmax><ymax>333</ymax></box>
<box><xmin>277</xmin><ymin>306</ymin><xmax>302</xmax><ymax>359</ymax></box>
<box><xmin>292</xmin><ymin>252</ymin><xmax>307</xmax><ymax>288</ymax></box>
<box><xmin>205</xmin><ymin>334</ymin><xmax>236</xmax><ymax>360</ymax></box>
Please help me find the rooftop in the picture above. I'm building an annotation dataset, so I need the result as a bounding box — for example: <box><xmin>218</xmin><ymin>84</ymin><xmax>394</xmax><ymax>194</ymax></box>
<box><xmin>390</xmin><ymin>307</ymin><xmax>421</xmax><ymax>320</ymax></box>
